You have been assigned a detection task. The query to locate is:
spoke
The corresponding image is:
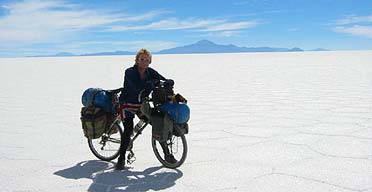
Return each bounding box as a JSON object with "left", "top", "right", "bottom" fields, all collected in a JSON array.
[{"left": 106, "top": 138, "right": 121, "bottom": 144}]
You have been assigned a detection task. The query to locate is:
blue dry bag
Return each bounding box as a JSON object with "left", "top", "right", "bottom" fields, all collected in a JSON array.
[
  {"left": 160, "top": 102, "right": 190, "bottom": 124},
  {"left": 82, "top": 88, "right": 115, "bottom": 113}
]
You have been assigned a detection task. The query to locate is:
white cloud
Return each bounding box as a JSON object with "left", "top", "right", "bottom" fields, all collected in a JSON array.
[
  {"left": 107, "top": 18, "right": 226, "bottom": 31},
  {"left": 333, "top": 25, "right": 372, "bottom": 38},
  {"left": 218, "top": 31, "right": 242, "bottom": 37},
  {"left": 335, "top": 15, "right": 372, "bottom": 25},
  {"left": 73, "top": 40, "right": 178, "bottom": 52},
  {"left": 120, "top": 11, "right": 166, "bottom": 22},
  {"left": 199, "top": 21, "right": 258, "bottom": 32},
  {"left": 0, "top": 0, "right": 260, "bottom": 54},
  {"left": 333, "top": 15, "right": 372, "bottom": 39},
  {"left": 108, "top": 18, "right": 259, "bottom": 37},
  {"left": 0, "top": 0, "right": 161, "bottom": 44},
  {"left": 197, "top": 30, "right": 242, "bottom": 38}
]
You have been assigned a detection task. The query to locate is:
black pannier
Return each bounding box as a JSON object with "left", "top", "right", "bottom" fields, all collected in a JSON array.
[
  {"left": 173, "top": 123, "right": 189, "bottom": 136},
  {"left": 151, "top": 111, "right": 173, "bottom": 142}
]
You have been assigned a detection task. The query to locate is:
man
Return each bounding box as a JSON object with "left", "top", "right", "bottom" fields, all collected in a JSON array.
[{"left": 116, "top": 48, "right": 176, "bottom": 170}]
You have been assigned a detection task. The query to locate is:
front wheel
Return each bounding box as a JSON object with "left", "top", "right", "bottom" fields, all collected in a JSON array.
[
  {"left": 88, "top": 120, "right": 123, "bottom": 161},
  {"left": 151, "top": 126, "right": 188, "bottom": 168}
]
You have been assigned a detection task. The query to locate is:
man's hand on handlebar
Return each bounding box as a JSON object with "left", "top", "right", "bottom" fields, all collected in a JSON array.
[
  {"left": 164, "top": 79, "right": 174, "bottom": 88},
  {"left": 147, "top": 79, "right": 174, "bottom": 89}
]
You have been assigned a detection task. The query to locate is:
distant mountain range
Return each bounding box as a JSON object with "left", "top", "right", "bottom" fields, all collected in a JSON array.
[
  {"left": 308, "top": 48, "right": 330, "bottom": 51},
  {"left": 29, "top": 40, "right": 329, "bottom": 57},
  {"left": 157, "top": 40, "right": 304, "bottom": 54}
]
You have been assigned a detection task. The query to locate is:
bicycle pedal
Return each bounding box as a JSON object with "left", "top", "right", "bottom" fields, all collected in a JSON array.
[
  {"left": 126, "top": 151, "right": 136, "bottom": 165},
  {"left": 127, "top": 158, "right": 136, "bottom": 165}
]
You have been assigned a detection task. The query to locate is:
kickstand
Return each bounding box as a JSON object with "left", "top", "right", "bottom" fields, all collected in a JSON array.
[{"left": 126, "top": 150, "right": 136, "bottom": 165}]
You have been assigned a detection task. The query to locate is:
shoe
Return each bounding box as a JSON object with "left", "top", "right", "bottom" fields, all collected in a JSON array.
[
  {"left": 115, "top": 159, "right": 126, "bottom": 170},
  {"left": 165, "top": 154, "right": 177, "bottom": 164}
]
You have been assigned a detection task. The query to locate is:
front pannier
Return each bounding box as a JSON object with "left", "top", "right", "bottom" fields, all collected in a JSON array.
[
  {"left": 151, "top": 111, "right": 173, "bottom": 142},
  {"left": 173, "top": 123, "right": 189, "bottom": 136}
]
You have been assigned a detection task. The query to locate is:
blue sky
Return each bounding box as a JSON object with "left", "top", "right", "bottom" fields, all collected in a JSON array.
[{"left": 0, "top": 0, "right": 372, "bottom": 57}]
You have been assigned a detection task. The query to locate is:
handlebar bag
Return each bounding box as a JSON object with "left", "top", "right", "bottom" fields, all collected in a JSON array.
[{"left": 151, "top": 87, "right": 174, "bottom": 105}]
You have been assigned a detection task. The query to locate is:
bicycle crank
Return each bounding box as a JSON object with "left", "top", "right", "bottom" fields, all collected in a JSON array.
[{"left": 126, "top": 150, "right": 136, "bottom": 165}]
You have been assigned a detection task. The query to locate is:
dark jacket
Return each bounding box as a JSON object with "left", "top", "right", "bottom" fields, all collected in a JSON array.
[{"left": 120, "top": 65, "right": 165, "bottom": 104}]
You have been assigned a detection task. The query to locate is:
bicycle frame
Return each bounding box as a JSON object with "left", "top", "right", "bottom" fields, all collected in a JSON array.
[{"left": 105, "top": 118, "right": 122, "bottom": 144}]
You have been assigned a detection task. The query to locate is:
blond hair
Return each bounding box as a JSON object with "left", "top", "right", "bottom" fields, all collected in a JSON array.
[{"left": 135, "top": 48, "right": 152, "bottom": 65}]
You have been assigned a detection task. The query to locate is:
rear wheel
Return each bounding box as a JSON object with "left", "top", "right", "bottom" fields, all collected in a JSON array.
[
  {"left": 151, "top": 126, "right": 188, "bottom": 168},
  {"left": 88, "top": 120, "right": 122, "bottom": 161}
]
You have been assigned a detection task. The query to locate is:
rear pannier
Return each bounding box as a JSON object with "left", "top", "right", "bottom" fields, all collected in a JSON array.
[
  {"left": 80, "top": 106, "right": 114, "bottom": 139},
  {"left": 80, "top": 87, "right": 119, "bottom": 139}
]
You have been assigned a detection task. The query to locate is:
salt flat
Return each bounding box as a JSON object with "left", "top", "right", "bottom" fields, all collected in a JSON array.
[{"left": 0, "top": 51, "right": 372, "bottom": 192}]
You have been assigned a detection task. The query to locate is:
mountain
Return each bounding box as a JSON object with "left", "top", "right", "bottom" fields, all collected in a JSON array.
[
  {"left": 80, "top": 51, "right": 134, "bottom": 56},
  {"left": 55, "top": 52, "right": 76, "bottom": 56},
  {"left": 29, "top": 52, "right": 76, "bottom": 57},
  {"left": 156, "top": 40, "right": 304, "bottom": 54},
  {"left": 29, "top": 40, "right": 317, "bottom": 57},
  {"left": 309, "top": 48, "right": 330, "bottom": 51},
  {"left": 29, "top": 51, "right": 133, "bottom": 57}
]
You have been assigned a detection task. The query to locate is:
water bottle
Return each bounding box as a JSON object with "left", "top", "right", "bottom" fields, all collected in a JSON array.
[{"left": 134, "top": 119, "right": 145, "bottom": 133}]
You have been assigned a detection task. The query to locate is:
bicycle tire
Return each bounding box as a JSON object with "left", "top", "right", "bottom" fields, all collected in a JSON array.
[
  {"left": 151, "top": 126, "right": 188, "bottom": 168},
  {"left": 88, "top": 120, "right": 123, "bottom": 161}
]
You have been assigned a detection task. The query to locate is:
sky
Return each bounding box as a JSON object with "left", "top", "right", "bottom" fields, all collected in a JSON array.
[{"left": 0, "top": 0, "right": 372, "bottom": 57}]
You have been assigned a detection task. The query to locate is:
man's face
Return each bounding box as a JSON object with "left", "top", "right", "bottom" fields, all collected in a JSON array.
[{"left": 137, "top": 54, "right": 151, "bottom": 70}]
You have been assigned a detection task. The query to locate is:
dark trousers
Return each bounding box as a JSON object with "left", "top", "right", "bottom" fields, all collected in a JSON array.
[{"left": 118, "top": 116, "right": 134, "bottom": 162}]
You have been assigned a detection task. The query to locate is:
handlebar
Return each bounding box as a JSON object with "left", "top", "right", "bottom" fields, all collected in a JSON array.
[
  {"left": 138, "top": 79, "right": 174, "bottom": 103},
  {"left": 106, "top": 87, "right": 123, "bottom": 94},
  {"left": 105, "top": 79, "right": 175, "bottom": 104},
  {"left": 154, "top": 79, "right": 174, "bottom": 88}
]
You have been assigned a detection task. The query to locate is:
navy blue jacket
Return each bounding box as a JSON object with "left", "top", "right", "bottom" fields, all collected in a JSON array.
[{"left": 120, "top": 65, "right": 165, "bottom": 104}]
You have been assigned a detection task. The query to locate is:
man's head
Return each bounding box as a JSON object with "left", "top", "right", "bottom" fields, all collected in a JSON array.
[{"left": 135, "top": 48, "right": 152, "bottom": 65}]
